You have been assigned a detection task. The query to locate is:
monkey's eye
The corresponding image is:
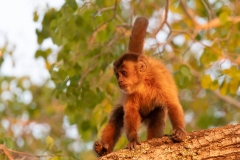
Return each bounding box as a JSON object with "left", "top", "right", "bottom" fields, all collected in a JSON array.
[
  {"left": 121, "top": 71, "right": 127, "bottom": 76},
  {"left": 115, "top": 73, "right": 119, "bottom": 78}
]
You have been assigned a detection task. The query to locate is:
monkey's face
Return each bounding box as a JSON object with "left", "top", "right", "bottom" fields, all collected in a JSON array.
[
  {"left": 113, "top": 54, "right": 148, "bottom": 94},
  {"left": 114, "top": 61, "right": 140, "bottom": 94}
]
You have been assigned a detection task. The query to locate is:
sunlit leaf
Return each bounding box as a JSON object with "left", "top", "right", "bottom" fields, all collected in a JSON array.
[
  {"left": 33, "top": 11, "right": 39, "bottom": 22},
  {"left": 229, "top": 79, "right": 239, "bottom": 95},
  {"left": 200, "top": 48, "right": 218, "bottom": 66},
  {"left": 201, "top": 75, "right": 212, "bottom": 89},
  {"left": 46, "top": 136, "right": 55, "bottom": 150},
  {"left": 0, "top": 138, "right": 14, "bottom": 149},
  {"left": 210, "top": 80, "right": 219, "bottom": 90},
  {"left": 48, "top": 156, "right": 60, "bottom": 160},
  {"left": 219, "top": 12, "right": 229, "bottom": 25},
  {"left": 106, "top": 83, "right": 115, "bottom": 95},
  {"left": 45, "top": 61, "right": 51, "bottom": 70},
  {"left": 223, "top": 66, "right": 238, "bottom": 78},
  {"left": 179, "top": 65, "right": 190, "bottom": 76},
  {"left": 220, "top": 80, "right": 228, "bottom": 95}
]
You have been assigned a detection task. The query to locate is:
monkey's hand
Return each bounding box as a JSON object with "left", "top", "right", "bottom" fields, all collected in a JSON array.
[
  {"left": 126, "top": 139, "right": 141, "bottom": 150},
  {"left": 172, "top": 128, "right": 187, "bottom": 142},
  {"left": 93, "top": 141, "right": 110, "bottom": 157}
]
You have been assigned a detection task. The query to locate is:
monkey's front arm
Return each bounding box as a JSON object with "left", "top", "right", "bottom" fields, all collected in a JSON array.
[{"left": 124, "top": 103, "right": 141, "bottom": 150}]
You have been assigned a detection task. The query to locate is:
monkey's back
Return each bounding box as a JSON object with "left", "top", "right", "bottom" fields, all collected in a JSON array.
[{"left": 142, "top": 56, "right": 180, "bottom": 107}]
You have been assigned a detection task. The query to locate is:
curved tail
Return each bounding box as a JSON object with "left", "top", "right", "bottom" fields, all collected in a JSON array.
[{"left": 128, "top": 17, "right": 149, "bottom": 54}]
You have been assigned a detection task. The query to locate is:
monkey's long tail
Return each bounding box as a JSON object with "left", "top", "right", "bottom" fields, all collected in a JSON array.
[{"left": 128, "top": 17, "right": 149, "bottom": 54}]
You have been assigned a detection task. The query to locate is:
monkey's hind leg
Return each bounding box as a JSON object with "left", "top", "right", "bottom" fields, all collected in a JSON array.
[
  {"left": 144, "top": 107, "right": 167, "bottom": 140},
  {"left": 93, "top": 105, "right": 124, "bottom": 157}
]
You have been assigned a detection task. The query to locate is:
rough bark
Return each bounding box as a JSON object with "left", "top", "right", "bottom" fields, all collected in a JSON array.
[{"left": 99, "top": 124, "right": 240, "bottom": 160}]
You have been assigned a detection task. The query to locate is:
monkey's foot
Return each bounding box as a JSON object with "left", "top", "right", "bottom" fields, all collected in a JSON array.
[
  {"left": 93, "top": 141, "right": 110, "bottom": 157},
  {"left": 125, "top": 139, "right": 141, "bottom": 150},
  {"left": 172, "top": 128, "right": 187, "bottom": 142}
]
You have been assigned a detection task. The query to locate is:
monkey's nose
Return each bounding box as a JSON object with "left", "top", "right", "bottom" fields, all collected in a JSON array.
[{"left": 118, "top": 80, "right": 123, "bottom": 84}]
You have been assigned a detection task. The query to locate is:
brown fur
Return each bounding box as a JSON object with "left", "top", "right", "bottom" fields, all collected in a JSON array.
[
  {"left": 93, "top": 17, "right": 187, "bottom": 157},
  {"left": 128, "top": 17, "right": 148, "bottom": 54}
]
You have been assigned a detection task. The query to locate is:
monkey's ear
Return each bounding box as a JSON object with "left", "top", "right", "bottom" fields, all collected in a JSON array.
[{"left": 137, "top": 57, "right": 148, "bottom": 72}]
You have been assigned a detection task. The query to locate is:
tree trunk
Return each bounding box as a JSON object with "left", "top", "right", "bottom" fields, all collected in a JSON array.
[{"left": 99, "top": 124, "right": 240, "bottom": 160}]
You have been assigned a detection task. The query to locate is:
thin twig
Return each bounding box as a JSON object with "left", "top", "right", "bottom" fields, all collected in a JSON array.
[
  {"left": 78, "top": 33, "right": 123, "bottom": 88},
  {"left": 88, "top": 0, "right": 118, "bottom": 48},
  {"left": 200, "top": 0, "right": 212, "bottom": 21},
  {"left": 211, "top": 30, "right": 232, "bottom": 45},
  {"left": 153, "top": 0, "right": 169, "bottom": 37},
  {"left": 179, "top": 0, "right": 198, "bottom": 27},
  {"left": 0, "top": 145, "right": 13, "bottom": 160},
  {"left": 0, "top": 145, "right": 66, "bottom": 159}
]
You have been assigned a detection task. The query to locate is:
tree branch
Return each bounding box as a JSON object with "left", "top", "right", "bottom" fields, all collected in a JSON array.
[
  {"left": 196, "top": 16, "right": 240, "bottom": 30},
  {"left": 88, "top": 0, "right": 118, "bottom": 48},
  {"left": 153, "top": 0, "right": 169, "bottom": 37},
  {"left": 179, "top": 0, "right": 198, "bottom": 27},
  {"left": 99, "top": 124, "right": 240, "bottom": 159},
  {"left": 213, "top": 90, "right": 240, "bottom": 109},
  {"left": 0, "top": 145, "right": 65, "bottom": 160}
]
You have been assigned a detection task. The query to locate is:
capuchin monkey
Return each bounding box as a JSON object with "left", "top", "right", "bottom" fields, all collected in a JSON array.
[{"left": 93, "top": 17, "right": 187, "bottom": 157}]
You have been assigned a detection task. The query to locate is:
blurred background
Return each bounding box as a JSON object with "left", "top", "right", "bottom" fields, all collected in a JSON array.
[{"left": 0, "top": 0, "right": 240, "bottom": 159}]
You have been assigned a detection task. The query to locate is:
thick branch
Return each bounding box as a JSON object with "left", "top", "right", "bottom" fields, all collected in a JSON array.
[
  {"left": 213, "top": 90, "right": 240, "bottom": 109},
  {"left": 99, "top": 124, "right": 240, "bottom": 159},
  {"left": 196, "top": 16, "right": 240, "bottom": 30}
]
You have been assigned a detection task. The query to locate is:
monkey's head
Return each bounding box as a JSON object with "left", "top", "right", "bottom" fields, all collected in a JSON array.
[{"left": 113, "top": 53, "right": 148, "bottom": 94}]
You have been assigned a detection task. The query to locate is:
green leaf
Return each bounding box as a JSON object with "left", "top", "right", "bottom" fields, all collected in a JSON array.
[
  {"left": 195, "top": 33, "right": 202, "bottom": 41},
  {"left": 48, "top": 156, "right": 60, "bottom": 160},
  {"left": 33, "top": 11, "right": 39, "bottom": 22},
  {"left": 179, "top": 65, "right": 190, "bottom": 76},
  {"left": 50, "top": 19, "right": 58, "bottom": 30},
  {"left": 200, "top": 48, "right": 218, "bottom": 66},
  {"left": 66, "top": 0, "right": 78, "bottom": 10},
  {"left": 81, "top": 120, "right": 91, "bottom": 131},
  {"left": 210, "top": 80, "right": 219, "bottom": 90},
  {"left": 35, "top": 49, "right": 52, "bottom": 59},
  {"left": 222, "top": 66, "right": 238, "bottom": 78},
  {"left": 106, "top": 83, "right": 115, "bottom": 95},
  {"left": 46, "top": 136, "right": 55, "bottom": 150},
  {"left": 219, "top": 12, "right": 229, "bottom": 25},
  {"left": 201, "top": 75, "right": 212, "bottom": 89},
  {"left": 197, "top": 114, "right": 214, "bottom": 129},
  {"left": 0, "top": 138, "right": 14, "bottom": 149},
  {"left": 174, "top": 72, "right": 190, "bottom": 89}
]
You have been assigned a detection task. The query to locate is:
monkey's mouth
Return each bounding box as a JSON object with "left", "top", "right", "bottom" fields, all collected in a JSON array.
[{"left": 118, "top": 84, "right": 128, "bottom": 90}]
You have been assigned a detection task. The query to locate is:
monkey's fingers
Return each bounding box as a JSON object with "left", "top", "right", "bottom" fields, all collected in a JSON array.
[
  {"left": 93, "top": 141, "right": 109, "bottom": 157},
  {"left": 126, "top": 140, "right": 141, "bottom": 150},
  {"left": 172, "top": 128, "right": 187, "bottom": 142},
  {"left": 94, "top": 141, "right": 102, "bottom": 152}
]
